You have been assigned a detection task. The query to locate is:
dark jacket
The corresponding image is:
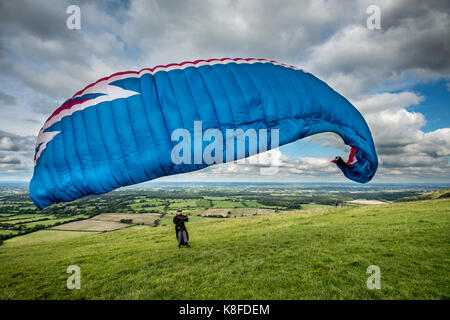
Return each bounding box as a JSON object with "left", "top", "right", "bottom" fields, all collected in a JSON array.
[
  {"left": 173, "top": 214, "right": 189, "bottom": 244},
  {"left": 173, "top": 214, "right": 188, "bottom": 231}
]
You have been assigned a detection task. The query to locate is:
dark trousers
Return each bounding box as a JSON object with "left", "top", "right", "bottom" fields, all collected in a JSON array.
[{"left": 177, "top": 230, "right": 188, "bottom": 246}]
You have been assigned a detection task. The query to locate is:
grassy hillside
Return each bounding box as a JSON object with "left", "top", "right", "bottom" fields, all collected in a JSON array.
[
  {"left": 396, "top": 188, "right": 450, "bottom": 202},
  {"left": 0, "top": 199, "right": 448, "bottom": 299}
]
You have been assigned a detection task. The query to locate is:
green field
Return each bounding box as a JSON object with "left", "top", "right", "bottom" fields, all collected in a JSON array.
[
  {"left": 15, "top": 215, "right": 90, "bottom": 228},
  {"left": 0, "top": 230, "right": 19, "bottom": 236},
  {"left": 6, "top": 217, "right": 53, "bottom": 225},
  {"left": 0, "top": 199, "right": 448, "bottom": 299},
  {"left": 1, "top": 214, "right": 47, "bottom": 221},
  {"left": 212, "top": 200, "right": 246, "bottom": 208}
]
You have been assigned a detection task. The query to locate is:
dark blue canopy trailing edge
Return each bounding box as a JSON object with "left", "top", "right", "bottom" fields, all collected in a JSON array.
[{"left": 30, "top": 58, "right": 378, "bottom": 209}]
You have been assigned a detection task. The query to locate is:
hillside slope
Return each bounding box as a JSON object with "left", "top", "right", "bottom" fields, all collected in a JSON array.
[
  {"left": 396, "top": 188, "right": 450, "bottom": 202},
  {"left": 0, "top": 199, "right": 448, "bottom": 299}
]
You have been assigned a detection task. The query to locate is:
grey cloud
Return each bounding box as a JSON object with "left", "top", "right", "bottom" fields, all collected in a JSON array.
[
  {"left": 0, "top": 155, "right": 21, "bottom": 165},
  {"left": 1, "top": 0, "right": 131, "bottom": 99},
  {"left": 302, "top": 1, "right": 450, "bottom": 99},
  {"left": 381, "top": 0, "right": 450, "bottom": 31},
  {"left": 374, "top": 145, "right": 409, "bottom": 156},
  {"left": 24, "top": 118, "right": 41, "bottom": 124},
  {"left": 0, "top": 130, "right": 35, "bottom": 175},
  {"left": 0, "top": 0, "right": 73, "bottom": 40},
  {"left": 353, "top": 92, "right": 423, "bottom": 114},
  {"left": 0, "top": 0, "right": 448, "bottom": 181},
  {"left": 0, "top": 130, "right": 35, "bottom": 152},
  {"left": 123, "top": 0, "right": 355, "bottom": 65},
  {"left": 3, "top": 0, "right": 449, "bottom": 98},
  {"left": 380, "top": 155, "right": 448, "bottom": 169},
  {"left": 32, "top": 96, "right": 63, "bottom": 115},
  {"left": 0, "top": 89, "right": 16, "bottom": 105},
  {"left": 0, "top": 154, "right": 33, "bottom": 173}
]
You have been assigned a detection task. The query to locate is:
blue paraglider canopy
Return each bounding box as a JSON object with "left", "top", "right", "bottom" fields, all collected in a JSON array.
[{"left": 30, "top": 58, "right": 378, "bottom": 209}]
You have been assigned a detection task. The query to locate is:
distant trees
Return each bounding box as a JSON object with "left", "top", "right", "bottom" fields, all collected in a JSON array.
[
  {"left": 252, "top": 197, "right": 303, "bottom": 209},
  {"left": 204, "top": 214, "right": 228, "bottom": 218}
]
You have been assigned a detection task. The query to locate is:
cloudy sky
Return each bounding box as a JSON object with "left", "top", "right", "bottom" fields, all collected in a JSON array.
[{"left": 0, "top": 0, "right": 449, "bottom": 183}]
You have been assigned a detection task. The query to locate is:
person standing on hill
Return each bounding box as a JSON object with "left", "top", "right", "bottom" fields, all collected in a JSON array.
[{"left": 173, "top": 208, "right": 190, "bottom": 248}]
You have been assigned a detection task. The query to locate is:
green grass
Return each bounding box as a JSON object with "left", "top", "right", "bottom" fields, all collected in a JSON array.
[
  {"left": 212, "top": 200, "right": 245, "bottom": 208},
  {"left": 168, "top": 199, "right": 201, "bottom": 208},
  {"left": 0, "top": 230, "right": 20, "bottom": 236},
  {"left": 195, "top": 199, "right": 211, "bottom": 208},
  {"left": 159, "top": 213, "right": 213, "bottom": 226},
  {"left": 301, "top": 204, "right": 331, "bottom": 210},
  {"left": 229, "top": 207, "right": 275, "bottom": 217},
  {"left": 15, "top": 215, "right": 89, "bottom": 228},
  {"left": 3, "top": 214, "right": 46, "bottom": 220},
  {"left": 0, "top": 199, "right": 448, "bottom": 299},
  {"left": 242, "top": 200, "right": 276, "bottom": 208},
  {"left": 396, "top": 188, "right": 450, "bottom": 202},
  {"left": 5, "top": 215, "right": 56, "bottom": 225},
  {"left": 128, "top": 199, "right": 167, "bottom": 211}
]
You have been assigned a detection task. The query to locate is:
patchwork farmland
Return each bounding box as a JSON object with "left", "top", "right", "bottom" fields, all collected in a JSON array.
[
  {"left": 1, "top": 182, "right": 447, "bottom": 242},
  {"left": 51, "top": 213, "right": 161, "bottom": 232},
  {"left": 201, "top": 207, "right": 276, "bottom": 217}
]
